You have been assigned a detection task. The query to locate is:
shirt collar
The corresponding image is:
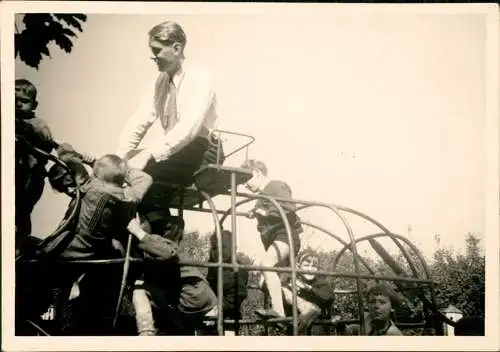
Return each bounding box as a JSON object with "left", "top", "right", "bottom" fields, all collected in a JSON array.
[{"left": 171, "top": 59, "right": 187, "bottom": 88}]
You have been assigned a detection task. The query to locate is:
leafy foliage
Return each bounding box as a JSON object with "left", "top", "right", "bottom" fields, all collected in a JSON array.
[
  {"left": 15, "top": 13, "right": 87, "bottom": 69},
  {"left": 431, "top": 233, "right": 485, "bottom": 318}
]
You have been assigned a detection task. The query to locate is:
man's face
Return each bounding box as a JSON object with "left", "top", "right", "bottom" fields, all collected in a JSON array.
[
  {"left": 368, "top": 294, "right": 392, "bottom": 322},
  {"left": 245, "top": 170, "right": 263, "bottom": 193},
  {"left": 15, "top": 87, "right": 35, "bottom": 115},
  {"left": 299, "top": 256, "right": 319, "bottom": 281},
  {"left": 149, "top": 39, "right": 182, "bottom": 73}
]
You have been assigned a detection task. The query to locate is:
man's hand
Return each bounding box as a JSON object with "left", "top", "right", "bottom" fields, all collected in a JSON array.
[{"left": 127, "top": 149, "right": 152, "bottom": 170}]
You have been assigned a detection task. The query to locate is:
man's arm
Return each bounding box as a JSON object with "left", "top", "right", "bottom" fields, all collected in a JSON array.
[
  {"left": 116, "top": 82, "right": 157, "bottom": 160},
  {"left": 147, "top": 71, "right": 216, "bottom": 162}
]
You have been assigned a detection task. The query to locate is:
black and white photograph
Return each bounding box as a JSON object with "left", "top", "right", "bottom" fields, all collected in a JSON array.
[{"left": 2, "top": 1, "right": 499, "bottom": 351}]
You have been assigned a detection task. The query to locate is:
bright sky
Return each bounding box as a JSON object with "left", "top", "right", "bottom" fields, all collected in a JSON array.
[{"left": 14, "top": 9, "right": 489, "bottom": 262}]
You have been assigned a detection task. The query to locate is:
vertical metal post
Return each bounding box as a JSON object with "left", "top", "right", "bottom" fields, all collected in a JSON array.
[
  {"left": 178, "top": 189, "right": 185, "bottom": 218},
  {"left": 230, "top": 171, "right": 240, "bottom": 335}
]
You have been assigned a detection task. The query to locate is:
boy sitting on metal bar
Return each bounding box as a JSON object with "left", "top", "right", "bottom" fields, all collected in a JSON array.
[{"left": 281, "top": 249, "right": 335, "bottom": 335}]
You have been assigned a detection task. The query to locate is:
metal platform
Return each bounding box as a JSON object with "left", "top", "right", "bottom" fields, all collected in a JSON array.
[{"left": 166, "top": 164, "right": 253, "bottom": 208}]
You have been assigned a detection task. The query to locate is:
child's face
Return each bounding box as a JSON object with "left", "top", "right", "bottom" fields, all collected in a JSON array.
[
  {"left": 15, "top": 88, "right": 35, "bottom": 114},
  {"left": 368, "top": 294, "right": 392, "bottom": 322},
  {"left": 245, "top": 169, "right": 263, "bottom": 193},
  {"left": 299, "top": 256, "right": 319, "bottom": 281}
]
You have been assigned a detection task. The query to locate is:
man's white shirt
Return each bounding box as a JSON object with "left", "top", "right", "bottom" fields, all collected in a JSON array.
[{"left": 116, "top": 59, "right": 218, "bottom": 162}]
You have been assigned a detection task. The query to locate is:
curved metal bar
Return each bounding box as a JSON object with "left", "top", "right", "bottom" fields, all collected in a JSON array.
[
  {"left": 300, "top": 220, "right": 376, "bottom": 275},
  {"left": 334, "top": 233, "right": 432, "bottom": 280},
  {"left": 198, "top": 190, "right": 225, "bottom": 336},
  {"left": 15, "top": 139, "right": 82, "bottom": 262},
  {"left": 257, "top": 194, "right": 299, "bottom": 336},
  {"left": 287, "top": 202, "right": 367, "bottom": 334},
  {"left": 113, "top": 233, "right": 133, "bottom": 328},
  {"left": 219, "top": 197, "right": 255, "bottom": 227},
  {"left": 316, "top": 205, "right": 367, "bottom": 335},
  {"left": 295, "top": 204, "right": 421, "bottom": 280},
  {"left": 332, "top": 232, "right": 452, "bottom": 331}
]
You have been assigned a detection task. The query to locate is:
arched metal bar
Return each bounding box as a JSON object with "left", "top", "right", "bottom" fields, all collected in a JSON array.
[
  {"left": 332, "top": 232, "right": 452, "bottom": 330},
  {"left": 112, "top": 233, "right": 133, "bottom": 328},
  {"left": 279, "top": 202, "right": 367, "bottom": 335},
  {"left": 198, "top": 189, "right": 225, "bottom": 336},
  {"left": 219, "top": 197, "right": 255, "bottom": 227},
  {"left": 215, "top": 193, "right": 300, "bottom": 334},
  {"left": 15, "top": 139, "right": 82, "bottom": 262},
  {"left": 295, "top": 204, "right": 421, "bottom": 280},
  {"left": 334, "top": 232, "right": 432, "bottom": 280},
  {"left": 256, "top": 194, "right": 299, "bottom": 336},
  {"left": 300, "top": 220, "right": 376, "bottom": 275}
]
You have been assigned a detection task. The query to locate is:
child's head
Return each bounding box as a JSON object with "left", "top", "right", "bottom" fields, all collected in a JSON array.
[
  {"left": 366, "top": 283, "right": 400, "bottom": 323},
  {"left": 297, "top": 249, "right": 320, "bottom": 281},
  {"left": 241, "top": 159, "right": 268, "bottom": 193},
  {"left": 93, "top": 154, "right": 127, "bottom": 186},
  {"left": 15, "top": 79, "right": 38, "bottom": 117},
  {"left": 48, "top": 164, "right": 76, "bottom": 196}
]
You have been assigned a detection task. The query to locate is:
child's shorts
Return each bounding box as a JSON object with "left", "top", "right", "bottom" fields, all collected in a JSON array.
[{"left": 261, "top": 228, "right": 301, "bottom": 258}]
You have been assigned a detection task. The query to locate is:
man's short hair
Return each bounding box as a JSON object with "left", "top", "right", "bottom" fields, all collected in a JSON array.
[
  {"left": 241, "top": 159, "right": 268, "bottom": 176},
  {"left": 366, "top": 283, "right": 401, "bottom": 308},
  {"left": 148, "top": 21, "right": 187, "bottom": 48},
  {"left": 15, "top": 79, "right": 37, "bottom": 101}
]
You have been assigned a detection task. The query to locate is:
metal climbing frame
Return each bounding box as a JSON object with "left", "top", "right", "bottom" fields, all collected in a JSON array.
[{"left": 14, "top": 130, "right": 448, "bottom": 336}]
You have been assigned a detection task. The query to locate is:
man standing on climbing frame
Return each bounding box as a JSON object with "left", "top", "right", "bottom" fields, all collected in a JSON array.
[{"left": 116, "top": 20, "right": 219, "bottom": 231}]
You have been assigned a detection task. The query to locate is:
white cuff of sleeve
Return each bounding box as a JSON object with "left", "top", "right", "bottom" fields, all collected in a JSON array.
[{"left": 149, "top": 144, "right": 171, "bottom": 162}]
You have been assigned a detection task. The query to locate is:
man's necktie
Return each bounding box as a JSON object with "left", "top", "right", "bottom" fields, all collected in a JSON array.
[
  {"left": 154, "top": 73, "right": 177, "bottom": 131},
  {"left": 164, "top": 80, "right": 178, "bottom": 131}
]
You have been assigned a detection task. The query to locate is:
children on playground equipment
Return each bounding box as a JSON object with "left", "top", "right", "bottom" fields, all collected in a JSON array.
[{"left": 14, "top": 83, "right": 411, "bottom": 335}]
